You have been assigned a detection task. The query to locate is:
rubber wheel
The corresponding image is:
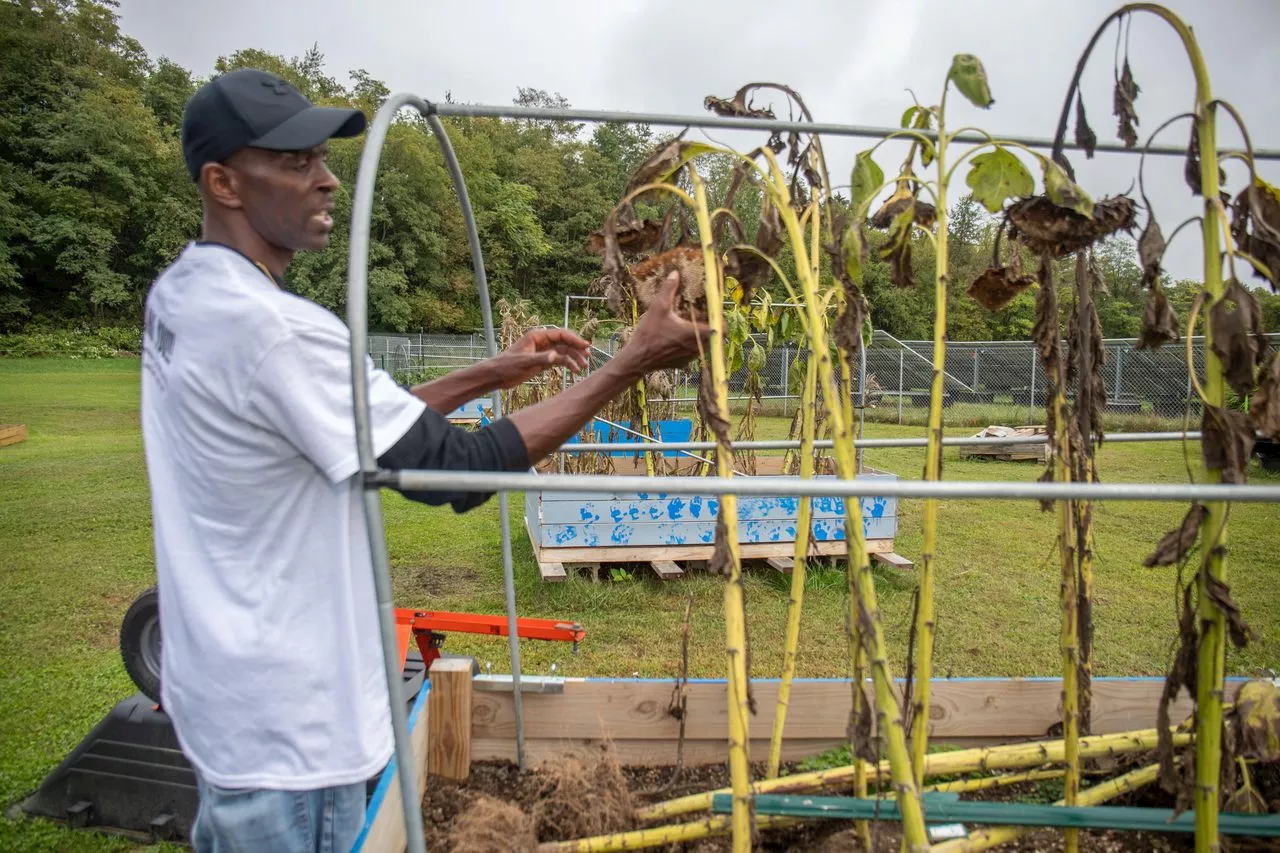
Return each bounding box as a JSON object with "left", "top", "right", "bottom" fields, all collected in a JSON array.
[{"left": 120, "top": 585, "right": 163, "bottom": 704}]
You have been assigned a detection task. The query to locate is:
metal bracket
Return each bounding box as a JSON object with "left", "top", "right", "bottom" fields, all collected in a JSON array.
[{"left": 473, "top": 674, "right": 564, "bottom": 694}]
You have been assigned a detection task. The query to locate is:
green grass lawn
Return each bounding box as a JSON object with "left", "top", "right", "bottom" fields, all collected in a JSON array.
[{"left": 1, "top": 357, "right": 1277, "bottom": 851}]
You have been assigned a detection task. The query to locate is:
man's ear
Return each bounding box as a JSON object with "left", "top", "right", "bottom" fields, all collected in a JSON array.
[{"left": 200, "top": 162, "right": 243, "bottom": 210}]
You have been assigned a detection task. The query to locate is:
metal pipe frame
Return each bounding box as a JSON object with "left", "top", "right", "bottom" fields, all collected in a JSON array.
[
  {"left": 427, "top": 102, "right": 1280, "bottom": 161},
  {"left": 380, "top": 469, "right": 1280, "bottom": 504},
  {"left": 348, "top": 91, "right": 1280, "bottom": 853},
  {"left": 347, "top": 93, "right": 429, "bottom": 853},
  {"left": 553, "top": 430, "right": 1208, "bottom": 453}
]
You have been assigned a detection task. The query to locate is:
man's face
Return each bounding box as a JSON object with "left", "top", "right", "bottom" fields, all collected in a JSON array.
[{"left": 220, "top": 144, "right": 339, "bottom": 251}]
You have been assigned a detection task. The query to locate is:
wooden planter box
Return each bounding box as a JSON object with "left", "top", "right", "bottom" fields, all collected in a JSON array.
[{"left": 349, "top": 667, "right": 1247, "bottom": 852}]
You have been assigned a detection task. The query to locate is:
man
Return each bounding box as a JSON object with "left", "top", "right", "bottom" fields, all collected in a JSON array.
[{"left": 140, "top": 68, "right": 706, "bottom": 853}]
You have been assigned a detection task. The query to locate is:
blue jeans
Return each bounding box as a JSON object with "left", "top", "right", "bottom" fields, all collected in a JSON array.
[{"left": 191, "top": 774, "right": 367, "bottom": 853}]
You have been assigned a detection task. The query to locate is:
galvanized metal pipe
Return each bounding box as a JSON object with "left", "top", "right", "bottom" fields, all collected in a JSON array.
[
  {"left": 347, "top": 92, "right": 430, "bottom": 853},
  {"left": 553, "top": 430, "right": 1207, "bottom": 453},
  {"left": 381, "top": 469, "right": 1280, "bottom": 504},
  {"left": 425, "top": 112, "right": 527, "bottom": 771},
  {"left": 427, "top": 102, "right": 1280, "bottom": 161}
]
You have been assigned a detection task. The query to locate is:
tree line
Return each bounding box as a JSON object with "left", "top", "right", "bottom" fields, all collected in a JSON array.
[{"left": 2, "top": 0, "right": 1276, "bottom": 341}]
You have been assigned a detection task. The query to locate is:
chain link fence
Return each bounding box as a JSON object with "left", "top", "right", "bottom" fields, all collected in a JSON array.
[{"left": 368, "top": 328, "right": 1280, "bottom": 429}]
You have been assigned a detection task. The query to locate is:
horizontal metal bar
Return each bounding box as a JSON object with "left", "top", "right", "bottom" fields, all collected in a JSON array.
[
  {"left": 378, "top": 469, "right": 1280, "bottom": 503},
  {"left": 429, "top": 102, "right": 1280, "bottom": 161},
  {"left": 556, "top": 431, "right": 1203, "bottom": 454}
]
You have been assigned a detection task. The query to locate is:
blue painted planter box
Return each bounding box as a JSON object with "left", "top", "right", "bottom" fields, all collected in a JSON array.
[
  {"left": 562, "top": 419, "right": 693, "bottom": 457},
  {"left": 447, "top": 397, "right": 492, "bottom": 422},
  {"left": 525, "top": 470, "right": 899, "bottom": 556}
]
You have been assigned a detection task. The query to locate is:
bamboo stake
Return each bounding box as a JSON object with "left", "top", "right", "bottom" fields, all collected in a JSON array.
[
  {"left": 691, "top": 172, "right": 752, "bottom": 853},
  {"left": 839, "top": 349, "right": 873, "bottom": 852},
  {"left": 1186, "top": 32, "right": 1228, "bottom": 853},
  {"left": 912, "top": 80, "right": 950, "bottom": 792},
  {"left": 1045, "top": 271, "right": 1082, "bottom": 853},
  {"left": 929, "top": 762, "right": 1162, "bottom": 853},
  {"left": 925, "top": 768, "right": 1065, "bottom": 795},
  {"left": 1074, "top": 253, "right": 1097, "bottom": 738},
  {"left": 760, "top": 145, "right": 928, "bottom": 852},
  {"left": 636, "top": 726, "right": 1190, "bottom": 823},
  {"left": 630, "top": 296, "right": 656, "bottom": 478},
  {"left": 536, "top": 815, "right": 797, "bottom": 853},
  {"left": 767, "top": 349, "right": 817, "bottom": 779},
  {"left": 767, "top": 189, "right": 826, "bottom": 779}
]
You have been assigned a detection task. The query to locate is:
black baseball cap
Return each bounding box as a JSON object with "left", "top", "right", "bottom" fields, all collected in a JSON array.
[{"left": 181, "top": 68, "right": 367, "bottom": 181}]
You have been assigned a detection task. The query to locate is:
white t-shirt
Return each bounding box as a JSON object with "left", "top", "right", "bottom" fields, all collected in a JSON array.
[{"left": 139, "top": 242, "right": 426, "bottom": 790}]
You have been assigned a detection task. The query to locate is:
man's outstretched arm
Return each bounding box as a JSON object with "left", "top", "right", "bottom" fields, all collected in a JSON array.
[
  {"left": 377, "top": 271, "right": 708, "bottom": 510},
  {"left": 406, "top": 328, "right": 591, "bottom": 416}
]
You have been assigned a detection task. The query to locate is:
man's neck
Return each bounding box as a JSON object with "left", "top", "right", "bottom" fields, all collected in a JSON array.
[{"left": 200, "top": 218, "right": 293, "bottom": 281}]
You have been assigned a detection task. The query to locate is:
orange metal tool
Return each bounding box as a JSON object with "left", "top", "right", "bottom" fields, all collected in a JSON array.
[{"left": 393, "top": 609, "right": 585, "bottom": 672}]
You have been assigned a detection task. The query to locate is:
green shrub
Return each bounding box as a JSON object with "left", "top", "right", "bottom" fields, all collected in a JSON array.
[
  {"left": 392, "top": 365, "right": 454, "bottom": 386},
  {"left": 0, "top": 326, "right": 142, "bottom": 358}
]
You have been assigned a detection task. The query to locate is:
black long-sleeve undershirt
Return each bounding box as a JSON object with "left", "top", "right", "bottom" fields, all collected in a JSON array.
[{"left": 376, "top": 407, "right": 530, "bottom": 513}]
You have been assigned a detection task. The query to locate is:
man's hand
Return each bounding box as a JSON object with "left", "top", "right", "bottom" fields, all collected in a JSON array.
[
  {"left": 616, "top": 271, "right": 712, "bottom": 376},
  {"left": 492, "top": 327, "right": 591, "bottom": 390}
]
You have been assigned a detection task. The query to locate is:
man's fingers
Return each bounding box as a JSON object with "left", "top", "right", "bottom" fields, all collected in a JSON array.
[
  {"left": 655, "top": 270, "right": 681, "bottom": 311},
  {"left": 536, "top": 327, "right": 590, "bottom": 350}
]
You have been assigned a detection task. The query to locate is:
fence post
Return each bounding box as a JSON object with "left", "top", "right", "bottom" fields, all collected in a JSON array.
[
  {"left": 1028, "top": 346, "right": 1036, "bottom": 425},
  {"left": 898, "top": 349, "right": 905, "bottom": 425},
  {"left": 857, "top": 342, "right": 867, "bottom": 473},
  {"left": 1114, "top": 345, "right": 1123, "bottom": 399},
  {"left": 782, "top": 344, "right": 790, "bottom": 418}
]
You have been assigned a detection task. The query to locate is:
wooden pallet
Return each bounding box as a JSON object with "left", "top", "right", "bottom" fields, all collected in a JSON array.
[
  {"left": 0, "top": 424, "right": 27, "bottom": 447},
  {"left": 958, "top": 425, "right": 1049, "bottom": 463},
  {"left": 528, "top": 530, "right": 895, "bottom": 568}
]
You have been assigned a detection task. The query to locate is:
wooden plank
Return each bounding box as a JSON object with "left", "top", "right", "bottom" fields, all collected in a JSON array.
[
  {"left": 473, "top": 736, "right": 1010, "bottom": 768},
  {"left": 427, "top": 658, "right": 474, "bottom": 781},
  {"left": 872, "top": 551, "right": 915, "bottom": 571},
  {"left": 538, "top": 561, "right": 567, "bottom": 582},
  {"left": 766, "top": 556, "right": 794, "bottom": 573},
  {"left": 0, "top": 424, "right": 27, "bottom": 447},
  {"left": 534, "top": 537, "right": 894, "bottom": 565},
  {"left": 354, "top": 689, "right": 429, "bottom": 853},
  {"left": 472, "top": 678, "right": 1198, "bottom": 743},
  {"left": 649, "top": 559, "right": 684, "bottom": 580}
]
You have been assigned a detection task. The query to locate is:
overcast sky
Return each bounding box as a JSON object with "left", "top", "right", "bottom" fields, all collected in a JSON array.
[{"left": 117, "top": 0, "right": 1279, "bottom": 284}]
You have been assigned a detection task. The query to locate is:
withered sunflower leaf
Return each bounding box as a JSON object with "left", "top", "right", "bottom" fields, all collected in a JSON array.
[
  {"left": 1137, "top": 286, "right": 1179, "bottom": 349},
  {"left": 1232, "top": 680, "right": 1280, "bottom": 762},
  {"left": 1209, "top": 278, "right": 1266, "bottom": 397},
  {"left": 1044, "top": 158, "right": 1094, "bottom": 219},
  {"left": 1250, "top": 351, "right": 1280, "bottom": 440},
  {"left": 1142, "top": 503, "right": 1207, "bottom": 567},
  {"left": 1074, "top": 91, "right": 1097, "bottom": 159},
  {"left": 966, "top": 146, "right": 1034, "bottom": 214},
  {"left": 967, "top": 266, "right": 1037, "bottom": 312},
  {"left": 1138, "top": 213, "right": 1166, "bottom": 289},
  {"left": 851, "top": 150, "right": 884, "bottom": 214},
  {"left": 626, "top": 140, "right": 717, "bottom": 202},
  {"left": 879, "top": 203, "right": 916, "bottom": 288},
  {"left": 1113, "top": 58, "right": 1141, "bottom": 149},
  {"left": 587, "top": 218, "right": 664, "bottom": 256},
  {"left": 948, "top": 54, "right": 994, "bottom": 109},
  {"left": 1202, "top": 406, "right": 1256, "bottom": 485},
  {"left": 842, "top": 219, "right": 866, "bottom": 284}
]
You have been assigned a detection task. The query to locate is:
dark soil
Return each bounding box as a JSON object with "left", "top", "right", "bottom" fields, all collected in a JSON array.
[{"left": 418, "top": 756, "right": 1260, "bottom": 852}]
